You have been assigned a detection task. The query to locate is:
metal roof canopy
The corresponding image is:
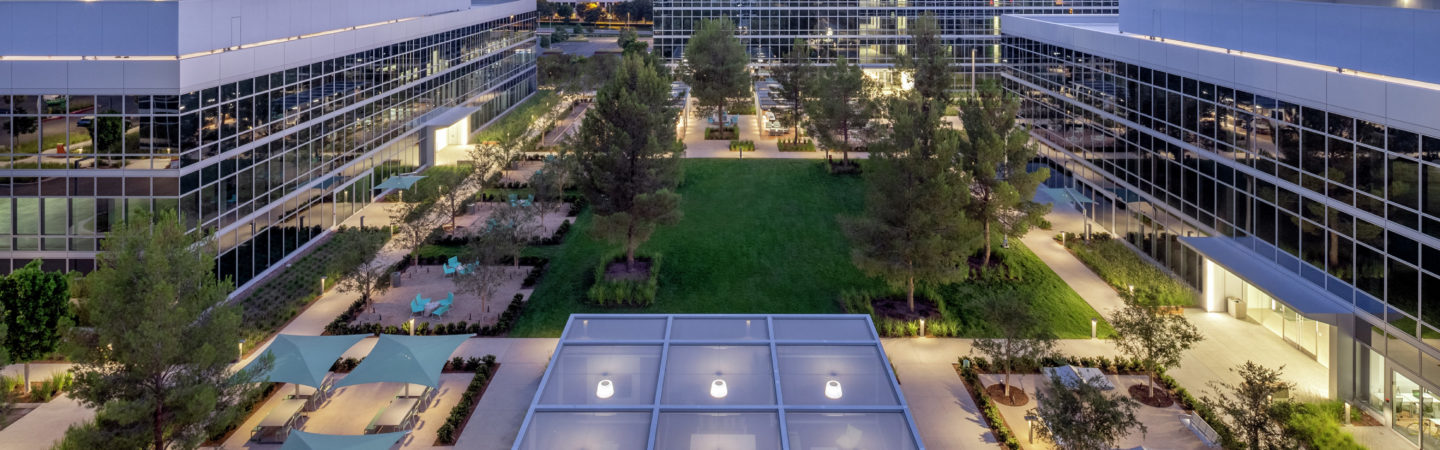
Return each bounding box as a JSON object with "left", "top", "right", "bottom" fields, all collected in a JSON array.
[
  {"left": 242, "top": 334, "right": 369, "bottom": 388},
  {"left": 374, "top": 175, "right": 426, "bottom": 191},
  {"left": 1179, "top": 236, "right": 1354, "bottom": 324},
  {"left": 278, "top": 430, "right": 407, "bottom": 450},
  {"left": 332, "top": 334, "right": 471, "bottom": 389},
  {"left": 512, "top": 314, "right": 924, "bottom": 450}
]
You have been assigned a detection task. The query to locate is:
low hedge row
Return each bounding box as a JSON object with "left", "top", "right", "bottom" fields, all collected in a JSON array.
[
  {"left": 839, "top": 288, "right": 966, "bottom": 337},
  {"left": 586, "top": 253, "right": 661, "bottom": 307},
  {"left": 728, "top": 140, "right": 755, "bottom": 152},
  {"left": 958, "top": 365, "right": 1021, "bottom": 449},
  {"left": 435, "top": 355, "right": 499, "bottom": 445},
  {"left": 778, "top": 139, "right": 815, "bottom": 152}
]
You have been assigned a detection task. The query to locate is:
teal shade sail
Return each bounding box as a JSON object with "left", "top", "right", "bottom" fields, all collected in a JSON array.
[
  {"left": 332, "top": 334, "right": 471, "bottom": 388},
  {"left": 278, "top": 430, "right": 407, "bottom": 450},
  {"left": 242, "top": 334, "right": 369, "bottom": 388}
]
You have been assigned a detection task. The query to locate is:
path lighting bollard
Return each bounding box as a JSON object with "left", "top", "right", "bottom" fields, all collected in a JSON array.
[
  {"left": 409, "top": 318, "right": 416, "bottom": 336},
  {"left": 1128, "top": 284, "right": 1135, "bottom": 295},
  {"left": 320, "top": 276, "right": 327, "bottom": 293},
  {"left": 1344, "top": 402, "right": 1351, "bottom": 425},
  {"left": 236, "top": 339, "right": 246, "bottom": 363},
  {"left": 1025, "top": 414, "right": 1038, "bottom": 443},
  {"left": 918, "top": 319, "right": 925, "bottom": 337},
  {"left": 1091, "top": 318, "right": 1098, "bottom": 339}
]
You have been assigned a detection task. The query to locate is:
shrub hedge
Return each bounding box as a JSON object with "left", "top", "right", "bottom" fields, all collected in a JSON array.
[
  {"left": 1059, "top": 232, "right": 1194, "bottom": 307},
  {"left": 586, "top": 253, "right": 661, "bottom": 307},
  {"left": 957, "top": 364, "right": 1021, "bottom": 449},
  {"left": 434, "top": 354, "right": 499, "bottom": 445},
  {"left": 1273, "top": 401, "right": 1366, "bottom": 450},
  {"left": 728, "top": 140, "right": 755, "bottom": 152},
  {"left": 778, "top": 139, "right": 816, "bottom": 152}
]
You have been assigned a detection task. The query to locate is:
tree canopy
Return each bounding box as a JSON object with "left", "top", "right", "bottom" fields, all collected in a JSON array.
[
  {"left": 682, "top": 18, "right": 751, "bottom": 127},
  {"left": 1204, "top": 361, "right": 1295, "bottom": 450},
  {"left": 770, "top": 39, "right": 812, "bottom": 144},
  {"left": 0, "top": 259, "right": 72, "bottom": 390},
  {"left": 1032, "top": 373, "right": 1147, "bottom": 450},
  {"left": 957, "top": 80, "right": 1051, "bottom": 266},
  {"left": 805, "top": 56, "right": 877, "bottom": 161},
  {"left": 64, "top": 210, "right": 266, "bottom": 450},
  {"left": 570, "top": 53, "right": 684, "bottom": 267},
  {"left": 971, "top": 291, "right": 1057, "bottom": 403},
  {"left": 1109, "top": 296, "right": 1204, "bottom": 397},
  {"left": 843, "top": 13, "right": 977, "bottom": 312}
]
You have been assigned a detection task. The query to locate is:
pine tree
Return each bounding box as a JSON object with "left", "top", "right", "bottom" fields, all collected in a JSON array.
[
  {"left": 957, "top": 80, "right": 1052, "bottom": 266},
  {"left": 805, "top": 57, "right": 877, "bottom": 161},
  {"left": 770, "top": 39, "right": 812, "bottom": 145},
  {"left": 570, "top": 53, "right": 684, "bottom": 268},
  {"left": 64, "top": 210, "right": 266, "bottom": 449},
  {"left": 842, "top": 13, "right": 977, "bottom": 312},
  {"left": 681, "top": 18, "right": 750, "bottom": 134}
]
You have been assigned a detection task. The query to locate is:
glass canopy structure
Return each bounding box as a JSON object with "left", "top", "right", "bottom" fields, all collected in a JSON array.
[{"left": 513, "top": 314, "right": 922, "bottom": 450}]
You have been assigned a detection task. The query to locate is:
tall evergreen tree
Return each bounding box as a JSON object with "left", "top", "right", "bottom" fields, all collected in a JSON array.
[
  {"left": 64, "top": 210, "right": 266, "bottom": 449},
  {"left": 896, "top": 14, "right": 951, "bottom": 110},
  {"left": 843, "top": 13, "right": 975, "bottom": 312},
  {"left": 681, "top": 18, "right": 751, "bottom": 131},
  {"left": 770, "top": 39, "right": 812, "bottom": 144},
  {"left": 0, "top": 259, "right": 72, "bottom": 393},
  {"left": 805, "top": 57, "right": 877, "bottom": 161},
  {"left": 570, "top": 53, "right": 684, "bottom": 268},
  {"left": 957, "top": 80, "right": 1052, "bottom": 266}
]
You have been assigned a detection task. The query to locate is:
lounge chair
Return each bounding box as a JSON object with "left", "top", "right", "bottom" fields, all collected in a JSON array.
[
  {"left": 431, "top": 304, "right": 451, "bottom": 318},
  {"left": 440, "top": 292, "right": 455, "bottom": 307},
  {"left": 410, "top": 296, "right": 427, "bottom": 315},
  {"left": 443, "top": 265, "right": 456, "bottom": 277},
  {"left": 447, "top": 256, "right": 460, "bottom": 267},
  {"left": 508, "top": 193, "right": 519, "bottom": 206}
]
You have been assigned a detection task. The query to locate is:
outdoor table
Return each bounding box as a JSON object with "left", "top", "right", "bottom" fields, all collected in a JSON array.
[
  {"left": 423, "top": 301, "right": 439, "bottom": 316},
  {"left": 252, "top": 398, "right": 307, "bottom": 443},
  {"left": 368, "top": 398, "right": 420, "bottom": 434}
]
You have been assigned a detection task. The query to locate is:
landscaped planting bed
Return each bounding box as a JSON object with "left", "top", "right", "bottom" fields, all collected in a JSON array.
[
  {"left": 434, "top": 355, "right": 499, "bottom": 445},
  {"left": 841, "top": 241, "right": 1113, "bottom": 339},
  {"left": 1059, "top": 232, "right": 1195, "bottom": 306},
  {"left": 235, "top": 227, "right": 389, "bottom": 352}
]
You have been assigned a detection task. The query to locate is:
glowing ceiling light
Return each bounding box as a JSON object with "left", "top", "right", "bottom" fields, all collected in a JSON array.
[
  {"left": 710, "top": 379, "right": 728, "bottom": 399},
  {"left": 825, "top": 380, "right": 844, "bottom": 400},
  {"left": 596, "top": 379, "right": 614, "bottom": 399}
]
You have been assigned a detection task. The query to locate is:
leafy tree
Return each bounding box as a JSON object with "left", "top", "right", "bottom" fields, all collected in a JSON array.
[
  {"left": 0, "top": 259, "right": 72, "bottom": 393},
  {"left": 580, "top": 4, "right": 603, "bottom": 23},
  {"left": 530, "top": 155, "right": 571, "bottom": 225},
  {"left": 431, "top": 169, "right": 476, "bottom": 229},
  {"left": 390, "top": 199, "right": 442, "bottom": 267},
  {"left": 681, "top": 18, "right": 750, "bottom": 130},
  {"left": 957, "top": 80, "right": 1052, "bottom": 266},
  {"left": 805, "top": 56, "right": 877, "bottom": 161},
  {"left": 613, "top": 0, "right": 653, "bottom": 22},
  {"left": 971, "top": 292, "right": 1057, "bottom": 403},
  {"left": 842, "top": 13, "right": 976, "bottom": 312},
  {"left": 64, "top": 210, "right": 267, "bottom": 450},
  {"left": 1204, "top": 361, "right": 1295, "bottom": 450},
  {"left": 1109, "top": 296, "right": 1204, "bottom": 398},
  {"left": 537, "top": 0, "right": 556, "bottom": 17},
  {"left": 1032, "top": 373, "right": 1147, "bottom": 450},
  {"left": 456, "top": 207, "right": 533, "bottom": 314},
  {"left": 570, "top": 53, "right": 684, "bottom": 268},
  {"left": 618, "top": 29, "right": 648, "bottom": 55},
  {"left": 556, "top": 3, "right": 574, "bottom": 21},
  {"left": 338, "top": 256, "right": 391, "bottom": 306},
  {"left": 770, "top": 39, "right": 812, "bottom": 144},
  {"left": 467, "top": 141, "right": 515, "bottom": 201}
]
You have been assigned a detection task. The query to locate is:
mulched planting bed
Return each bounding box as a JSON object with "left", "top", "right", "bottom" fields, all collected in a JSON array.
[
  {"left": 1128, "top": 383, "right": 1175, "bottom": 408},
  {"left": 986, "top": 384, "right": 1030, "bottom": 407},
  {"left": 870, "top": 295, "right": 941, "bottom": 322},
  {"left": 604, "top": 261, "right": 653, "bottom": 282}
]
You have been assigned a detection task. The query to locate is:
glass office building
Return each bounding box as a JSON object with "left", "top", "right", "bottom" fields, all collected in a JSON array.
[
  {"left": 654, "top": 0, "right": 1116, "bottom": 87},
  {"left": 0, "top": 0, "right": 538, "bottom": 291},
  {"left": 1002, "top": 0, "right": 1440, "bottom": 444}
]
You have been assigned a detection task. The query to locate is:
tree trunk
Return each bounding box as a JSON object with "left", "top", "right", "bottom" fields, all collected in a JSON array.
[
  {"left": 153, "top": 400, "right": 165, "bottom": 450},
  {"left": 841, "top": 125, "right": 850, "bottom": 162},
  {"left": 1148, "top": 368, "right": 1157, "bottom": 398},
  {"left": 1002, "top": 363, "right": 1012, "bottom": 402},
  {"left": 982, "top": 220, "right": 993, "bottom": 267},
  {"left": 907, "top": 275, "right": 916, "bottom": 312}
]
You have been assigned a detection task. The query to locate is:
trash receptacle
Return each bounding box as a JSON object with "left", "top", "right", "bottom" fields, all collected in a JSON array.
[
  {"left": 391, "top": 271, "right": 402, "bottom": 288},
  {"left": 1227, "top": 296, "right": 1246, "bottom": 320}
]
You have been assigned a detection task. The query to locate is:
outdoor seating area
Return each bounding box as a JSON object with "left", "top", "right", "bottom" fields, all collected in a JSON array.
[
  {"left": 353, "top": 265, "right": 531, "bottom": 328},
  {"left": 231, "top": 334, "right": 471, "bottom": 446},
  {"left": 448, "top": 201, "right": 572, "bottom": 239}
]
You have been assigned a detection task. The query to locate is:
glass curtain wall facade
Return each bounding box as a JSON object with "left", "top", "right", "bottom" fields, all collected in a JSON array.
[
  {"left": 654, "top": 0, "right": 1116, "bottom": 86},
  {"left": 0, "top": 13, "right": 538, "bottom": 288},
  {"left": 1002, "top": 34, "right": 1440, "bottom": 434}
]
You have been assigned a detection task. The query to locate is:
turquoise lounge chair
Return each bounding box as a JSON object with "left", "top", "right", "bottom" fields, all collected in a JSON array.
[
  {"left": 508, "top": 193, "right": 519, "bottom": 206},
  {"left": 431, "top": 304, "right": 451, "bottom": 318},
  {"left": 447, "top": 256, "right": 460, "bottom": 267},
  {"left": 439, "top": 293, "right": 454, "bottom": 307},
  {"left": 410, "top": 295, "right": 427, "bottom": 315},
  {"left": 443, "top": 264, "right": 456, "bottom": 277}
]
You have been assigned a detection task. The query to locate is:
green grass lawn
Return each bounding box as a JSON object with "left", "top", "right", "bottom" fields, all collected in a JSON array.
[
  {"left": 508, "top": 159, "right": 1109, "bottom": 338},
  {"left": 510, "top": 159, "right": 883, "bottom": 336}
]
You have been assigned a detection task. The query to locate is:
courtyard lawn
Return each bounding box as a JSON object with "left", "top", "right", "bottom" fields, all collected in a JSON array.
[
  {"left": 507, "top": 159, "right": 1109, "bottom": 339},
  {"left": 509, "top": 159, "right": 881, "bottom": 336}
]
